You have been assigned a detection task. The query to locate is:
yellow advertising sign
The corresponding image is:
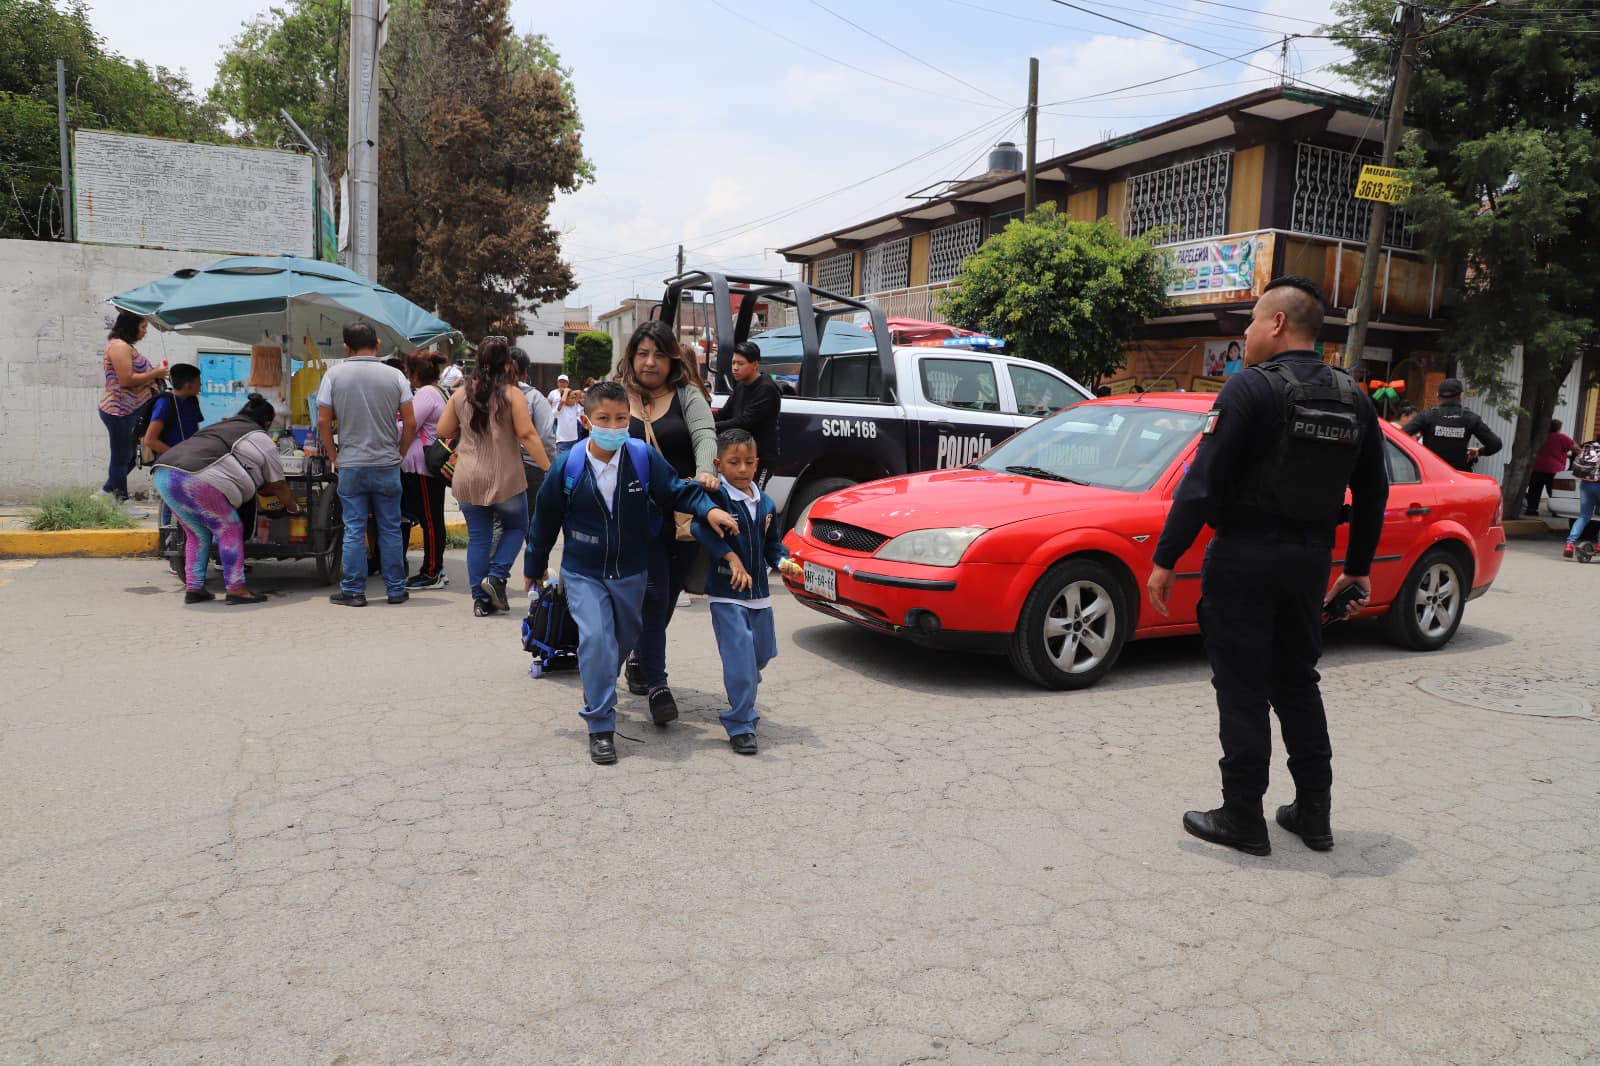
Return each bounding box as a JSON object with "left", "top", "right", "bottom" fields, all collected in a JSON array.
[{"left": 1355, "top": 165, "right": 1410, "bottom": 204}]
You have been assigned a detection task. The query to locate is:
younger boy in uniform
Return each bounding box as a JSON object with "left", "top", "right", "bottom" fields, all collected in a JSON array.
[
  {"left": 692, "top": 428, "right": 802, "bottom": 755},
  {"left": 144, "top": 363, "right": 206, "bottom": 576},
  {"left": 524, "top": 382, "right": 740, "bottom": 765}
]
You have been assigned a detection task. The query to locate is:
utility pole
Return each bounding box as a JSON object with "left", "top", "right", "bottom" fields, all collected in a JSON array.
[
  {"left": 56, "top": 59, "right": 72, "bottom": 241},
  {"left": 676, "top": 244, "right": 685, "bottom": 277},
  {"left": 345, "top": 0, "right": 383, "bottom": 280},
  {"left": 1024, "top": 56, "right": 1039, "bottom": 215},
  {"left": 1345, "top": 2, "right": 1422, "bottom": 367}
]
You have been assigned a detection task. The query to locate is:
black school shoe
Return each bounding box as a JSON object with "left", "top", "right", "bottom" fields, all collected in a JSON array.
[
  {"left": 647, "top": 687, "right": 679, "bottom": 725},
  {"left": 730, "top": 733, "right": 758, "bottom": 756},
  {"left": 1182, "top": 805, "right": 1271, "bottom": 856},
  {"left": 329, "top": 592, "right": 368, "bottom": 607},
  {"left": 589, "top": 731, "right": 618, "bottom": 765},
  {"left": 624, "top": 658, "right": 649, "bottom": 696}
]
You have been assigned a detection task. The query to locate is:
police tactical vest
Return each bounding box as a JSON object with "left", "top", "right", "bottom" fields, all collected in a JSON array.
[
  {"left": 1420, "top": 404, "right": 1473, "bottom": 470},
  {"left": 1236, "top": 361, "right": 1363, "bottom": 523}
]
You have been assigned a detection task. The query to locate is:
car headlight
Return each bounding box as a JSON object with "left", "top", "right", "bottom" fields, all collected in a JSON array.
[
  {"left": 793, "top": 498, "right": 819, "bottom": 539},
  {"left": 874, "top": 526, "right": 987, "bottom": 567}
]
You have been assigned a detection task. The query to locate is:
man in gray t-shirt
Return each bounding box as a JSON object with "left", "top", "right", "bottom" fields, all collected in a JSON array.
[{"left": 317, "top": 321, "right": 418, "bottom": 606}]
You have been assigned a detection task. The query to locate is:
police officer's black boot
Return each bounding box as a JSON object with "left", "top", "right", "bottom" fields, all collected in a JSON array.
[
  {"left": 1276, "top": 789, "right": 1333, "bottom": 850},
  {"left": 1183, "top": 798, "right": 1270, "bottom": 856}
]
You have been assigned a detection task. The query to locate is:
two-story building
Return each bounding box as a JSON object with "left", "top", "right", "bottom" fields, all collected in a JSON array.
[{"left": 778, "top": 86, "right": 1452, "bottom": 402}]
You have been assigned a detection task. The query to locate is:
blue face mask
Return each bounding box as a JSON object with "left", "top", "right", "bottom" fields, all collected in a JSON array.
[{"left": 588, "top": 426, "right": 631, "bottom": 451}]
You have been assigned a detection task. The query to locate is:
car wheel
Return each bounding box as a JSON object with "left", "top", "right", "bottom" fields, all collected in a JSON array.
[
  {"left": 1383, "top": 546, "right": 1467, "bottom": 651},
  {"left": 1009, "top": 558, "right": 1128, "bottom": 690},
  {"left": 784, "top": 476, "right": 856, "bottom": 532}
]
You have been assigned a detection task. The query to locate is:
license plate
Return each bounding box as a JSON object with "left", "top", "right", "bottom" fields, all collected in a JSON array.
[{"left": 804, "top": 561, "right": 837, "bottom": 602}]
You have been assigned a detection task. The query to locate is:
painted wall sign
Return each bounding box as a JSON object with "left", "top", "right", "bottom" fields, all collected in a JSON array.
[{"left": 74, "top": 130, "right": 314, "bottom": 256}]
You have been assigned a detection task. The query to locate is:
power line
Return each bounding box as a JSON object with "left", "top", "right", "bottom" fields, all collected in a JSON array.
[
  {"left": 1038, "top": 0, "right": 1353, "bottom": 98},
  {"left": 704, "top": 0, "right": 1011, "bottom": 111},
  {"left": 805, "top": 0, "right": 1014, "bottom": 106}
]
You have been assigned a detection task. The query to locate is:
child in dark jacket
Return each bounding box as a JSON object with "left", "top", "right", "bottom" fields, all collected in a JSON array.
[
  {"left": 525, "top": 382, "right": 739, "bottom": 765},
  {"left": 691, "top": 429, "right": 802, "bottom": 755}
]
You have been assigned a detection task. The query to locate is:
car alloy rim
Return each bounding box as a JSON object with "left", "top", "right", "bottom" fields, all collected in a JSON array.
[
  {"left": 1414, "top": 562, "right": 1461, "bottom": 638},
  {"left": 1044, "top": 579, "right": 1116, "bottom": 674}
]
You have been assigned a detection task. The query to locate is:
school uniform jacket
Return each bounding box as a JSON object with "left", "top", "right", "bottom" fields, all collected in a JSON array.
[
  {"left": 691, "top": 484, "right": 788, "bottom": 602},
  {"left": 524, "top": 441, "right": 717, "bottom": 581}
]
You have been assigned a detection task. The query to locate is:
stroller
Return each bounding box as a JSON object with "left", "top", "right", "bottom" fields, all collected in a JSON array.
[{"left": 521, "top": 580, "right": 580, "bottom": 678}]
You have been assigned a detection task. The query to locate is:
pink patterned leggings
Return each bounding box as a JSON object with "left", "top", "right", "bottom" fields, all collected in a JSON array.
[{"left": 154, "top": 468, "right": 247, "bottom": 590}]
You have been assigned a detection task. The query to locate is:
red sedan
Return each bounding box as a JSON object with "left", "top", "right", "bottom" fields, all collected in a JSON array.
[{"left": 782, "top": 393, "right": 1506, "bottom": 689}]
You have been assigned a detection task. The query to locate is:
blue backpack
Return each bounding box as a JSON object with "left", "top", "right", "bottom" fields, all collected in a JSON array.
[{"left": 560, "top": 439, "right": 663, "bottom": 536}]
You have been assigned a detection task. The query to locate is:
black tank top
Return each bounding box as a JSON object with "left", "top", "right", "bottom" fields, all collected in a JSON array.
[{"left": 630, "top": 391, "right": 695, "bottom": 478}]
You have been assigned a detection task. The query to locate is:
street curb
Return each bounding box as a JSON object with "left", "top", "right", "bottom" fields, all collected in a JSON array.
[
  {"left": 1501, "top": 518, "right": 1559, "bottom": 539},
  {"left": 0, "top": 521, "right": 469, "bottom": 559}
]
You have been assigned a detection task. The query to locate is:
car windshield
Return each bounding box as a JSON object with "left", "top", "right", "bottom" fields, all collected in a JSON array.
[{"left": 973, "top": 401, "right": 1206, "bottom": 491}]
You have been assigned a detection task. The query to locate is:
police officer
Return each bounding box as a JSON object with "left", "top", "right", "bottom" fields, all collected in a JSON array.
[
  {"left": 1402, "top": 378, "right": 1501, "bottom": 471},
  {"left": 1146, "top": 276, "right": 1389, "bottom": 856}
]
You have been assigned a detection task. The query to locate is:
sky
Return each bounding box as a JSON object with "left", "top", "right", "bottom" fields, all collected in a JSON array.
[{"left": 83, "top": 0, "right": 1360, "bottom": 316}]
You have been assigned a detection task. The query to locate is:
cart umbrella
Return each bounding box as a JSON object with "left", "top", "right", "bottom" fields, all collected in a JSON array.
[{"left": 109, "top": 255, "right": 455, "bottom": 352}]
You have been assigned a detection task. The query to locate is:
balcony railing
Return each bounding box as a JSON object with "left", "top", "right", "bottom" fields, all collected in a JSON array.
[{"left": 784, "top": 228, "right": 1445, "bottom": 328}]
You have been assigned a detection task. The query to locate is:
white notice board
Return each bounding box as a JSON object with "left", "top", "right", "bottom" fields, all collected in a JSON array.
[{"left": 74, "top": 130, "right": 314, "bottom": 256}]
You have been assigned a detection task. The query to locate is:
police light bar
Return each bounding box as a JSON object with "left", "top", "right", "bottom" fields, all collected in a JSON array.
[{"left": 908, "top": 336, "right": 1007, "bottom": 349}]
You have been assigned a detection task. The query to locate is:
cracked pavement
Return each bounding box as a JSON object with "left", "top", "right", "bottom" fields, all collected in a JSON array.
[{"left": 1, "top": 541, "right": 1597, "bottom": 1064}]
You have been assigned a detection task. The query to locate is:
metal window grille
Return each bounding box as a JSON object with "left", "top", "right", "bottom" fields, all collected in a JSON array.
[
  {"left": 1291, "top": 143, "right": 1414, "bottom": 248},
  {"left": 1123, "top": 151, "right": 1233, "bottom": 242},
  {"left": 813, "top": 252, "right": 854, "bottom": 295},
  {"left": 860, "top": 238, "right": 911, "bottom": 294},
  {"left": 987, "top": 209, "right": 1025, "bottom": 238},
  {"left": 928, "top": 217, "right": 984, "bottom": 284}
]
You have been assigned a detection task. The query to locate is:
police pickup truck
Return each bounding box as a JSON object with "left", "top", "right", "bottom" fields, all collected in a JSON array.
[{"left": 660, "top": 271, "right": 1091, "bottom": 528}]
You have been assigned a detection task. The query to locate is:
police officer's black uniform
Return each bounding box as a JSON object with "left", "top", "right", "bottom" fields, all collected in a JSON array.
[
  {"left": 1153, "top": 350, "right": 1388, "bottom": 855},
  {"left": 1401, "top": 382, "right": 1502, "bottom": 471}
]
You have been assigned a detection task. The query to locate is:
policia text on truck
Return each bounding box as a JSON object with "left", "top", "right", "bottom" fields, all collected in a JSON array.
[{"left": 1147, "top": 276, "right": 1389, "bottom": 859}]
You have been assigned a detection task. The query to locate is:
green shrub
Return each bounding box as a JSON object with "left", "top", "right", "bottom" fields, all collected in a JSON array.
[
  {"left": 28, "top": 490, "right": 138, "bottom": 531},
  {"left": 445, "top": 528, "right": 469, "bottom": 549}
]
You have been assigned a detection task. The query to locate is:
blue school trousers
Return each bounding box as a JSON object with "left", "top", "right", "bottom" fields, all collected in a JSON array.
[
  {"left": 563, "top": 569, "right": 648, "bottom": 734},
  {"left": 709, "top": 601, "right": 778, "bottom": 737}
]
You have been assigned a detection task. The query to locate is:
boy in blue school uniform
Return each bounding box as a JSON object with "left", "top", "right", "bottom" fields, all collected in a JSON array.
[
  {"left": 524, "top": 382, "right": 740, "bottom": 765},
  {"left": 692, "top": 428, "right": 803, "bottom": 755}
]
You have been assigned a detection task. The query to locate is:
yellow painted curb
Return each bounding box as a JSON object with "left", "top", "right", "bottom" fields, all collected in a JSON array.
[
  {"left": 0, "top": 529, "right": 160, "bottom": 557},
  {"left": 0, "top": 521, "right": 469, "bottom": 558}
]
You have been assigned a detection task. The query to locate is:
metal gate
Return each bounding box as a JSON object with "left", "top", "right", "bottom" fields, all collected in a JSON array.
[{"left": 1460, "top": 346, "right": 1584, "bottom": 485}]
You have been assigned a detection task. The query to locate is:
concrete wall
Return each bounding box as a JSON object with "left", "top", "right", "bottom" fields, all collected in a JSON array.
[{"left": 0, "top": 239, "right": 231, "bottom": 501}]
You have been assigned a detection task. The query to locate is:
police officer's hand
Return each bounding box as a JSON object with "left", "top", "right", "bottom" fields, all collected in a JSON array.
[
  {"left": 1327, "top": 573, "right": 1371, "bottom": 620},
  {"left": 1467, "top": 447, "right": 1481, "bottom": 461},
  {"left": 1146, "top": 565, "right": 1175, "bottom": 617}
]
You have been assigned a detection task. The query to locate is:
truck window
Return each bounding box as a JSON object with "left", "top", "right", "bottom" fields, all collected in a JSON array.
[
  {"left": 817, "top": 353, "right": 881, "bottom": 400},
  {"left": 1007, "top": 364, "right": 1073, "bottom": 416},
  {"left": 920, "top": 358, "right": 1000, "bottom": 413}
]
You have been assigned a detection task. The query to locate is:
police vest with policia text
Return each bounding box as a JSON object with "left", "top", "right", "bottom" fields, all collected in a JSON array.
[{"left": 1234, "top": 361, "right": 1364, "bottom": 524}]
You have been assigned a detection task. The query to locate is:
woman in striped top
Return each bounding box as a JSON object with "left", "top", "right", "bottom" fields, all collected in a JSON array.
[{"left": 98, "top": 311, "right": 168, "bottom": 509}]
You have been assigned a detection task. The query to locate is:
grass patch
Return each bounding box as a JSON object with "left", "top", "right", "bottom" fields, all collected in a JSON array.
[
  {"left": 28, "top": 489, "right": 138, "bottom": 531},
  {"left": 445, "top": 528, "right": 469, "bottom": 549}
]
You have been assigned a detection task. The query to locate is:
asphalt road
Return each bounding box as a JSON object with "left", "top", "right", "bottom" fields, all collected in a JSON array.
[{"left": 1, "top": 541, "right": 1597, "bottom": 1064}]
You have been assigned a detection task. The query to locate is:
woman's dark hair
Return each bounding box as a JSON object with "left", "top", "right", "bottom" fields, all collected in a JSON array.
[
  {"left": 465, "top": 335, "right": 514, "bottom": 434},
  {"left": 108, "top": 310, "right": 145, "bottom": 344},
  {"left": 618, "top": 320, "right": 699, "bottom": 394},
  {"left": 407, "top": 350, "right": 447, "bottom": 386},
  {"left": 509, "top": 346, "right": 533, "bottom": 382},
  {"left": 239, "top": 394, "right": 276, "bottom": 428}
]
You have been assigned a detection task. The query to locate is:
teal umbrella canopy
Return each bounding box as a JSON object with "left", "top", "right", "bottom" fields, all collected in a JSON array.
[{"left": 111, "top": 255, "right": 455, "bottom": 353}]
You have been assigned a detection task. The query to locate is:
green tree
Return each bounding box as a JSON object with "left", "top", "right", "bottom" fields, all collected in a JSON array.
[
  {"left": 0, "top": 0, "right": 226, "bottom": 239},
  {"left": 209, "top": 0, "right": 344, "bottom": 156},
  {"left": 1331, "top": 0, "right": 1599, "bottom": 513},
  {"left": 565, "top": 330, "right": 613, "bottom": 382},
  {"left": 936, "top": 207, "right": 1171, "bottom": 385},
  {"left": 211, "top": 0, "right": 593, "bottom": 337}
]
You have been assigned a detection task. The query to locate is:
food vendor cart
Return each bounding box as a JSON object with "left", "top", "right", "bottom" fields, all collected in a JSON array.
[{"left": 110, "top": 255, "right": 456, "bottom": 583}]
